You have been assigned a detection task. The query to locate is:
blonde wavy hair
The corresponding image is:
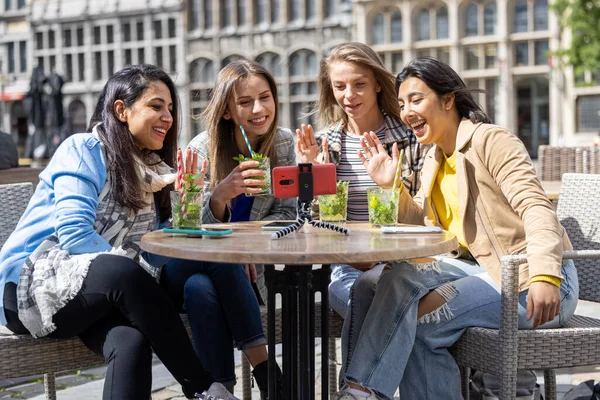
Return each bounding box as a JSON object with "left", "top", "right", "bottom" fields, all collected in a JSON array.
[
  {"left": 201, "top": 59, "right": 280, "bottom": 189},
  {"left": 315, "top": 42, "right": 401, "bottom": 129}
]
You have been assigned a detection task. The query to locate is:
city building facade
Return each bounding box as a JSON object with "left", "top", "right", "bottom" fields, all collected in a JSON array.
[
  {"left": 0, "top": 0, "right": 598, "bottom": 159},
  {"left": 354, "top": 0, "right": 600, "bottom": 156}
]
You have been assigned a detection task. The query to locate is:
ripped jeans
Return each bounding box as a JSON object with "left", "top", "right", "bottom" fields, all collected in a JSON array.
[{"left": 340, "top": 257, "right": 579, "bottom": 400}]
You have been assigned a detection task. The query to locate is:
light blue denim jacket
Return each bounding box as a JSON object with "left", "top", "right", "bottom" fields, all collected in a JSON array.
[{"left": 0, "top": 133, "right": 111, "bottom": 325}]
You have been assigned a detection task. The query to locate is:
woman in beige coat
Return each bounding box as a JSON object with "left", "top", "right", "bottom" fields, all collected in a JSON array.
[{"left": 331, "top": 58, "right": 579, "bottom": 400}]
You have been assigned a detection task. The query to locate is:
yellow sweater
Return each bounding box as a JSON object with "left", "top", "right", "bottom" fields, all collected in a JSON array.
[{"left": 431, "top": 152, "right": 560, "bottom": 288}]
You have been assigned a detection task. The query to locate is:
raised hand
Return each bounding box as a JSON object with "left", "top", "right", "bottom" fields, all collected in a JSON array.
[
  {"left": 296, "top": 124, "right": 329, "bottom": 164},
  {"left": 357, "top": 131, "right": 400, "bottom": 188},
  {"left": 176, "top": 147, "right": 207, "bottom": 191}
]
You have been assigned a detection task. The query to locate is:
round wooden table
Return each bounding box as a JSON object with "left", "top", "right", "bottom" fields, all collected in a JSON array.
[{"left": 141, "top": 222, "right": 458, "bottom": 400}]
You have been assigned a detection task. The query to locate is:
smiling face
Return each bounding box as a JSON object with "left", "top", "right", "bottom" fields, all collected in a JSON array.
[
  {"left": 117, "top": 80, "right": 174, "bottom": 151},
  {"left": 225, "top": 74, "right": 276, "bottom": 143},
  {"left": 328, "top": 61, "right": 382, "bottom": 127},
  {"left": 397, "top": 76, "right": 457, "bottom": 154}
]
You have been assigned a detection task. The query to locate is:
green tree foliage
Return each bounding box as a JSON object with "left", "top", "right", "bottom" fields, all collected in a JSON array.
[{"left": 551, "top": 0, "right": 600, "bottom": 78}]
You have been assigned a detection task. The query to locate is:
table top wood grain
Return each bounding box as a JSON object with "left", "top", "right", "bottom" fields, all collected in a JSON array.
[{"left": 140, "top": 222, "right": 458, "bottom": 265}]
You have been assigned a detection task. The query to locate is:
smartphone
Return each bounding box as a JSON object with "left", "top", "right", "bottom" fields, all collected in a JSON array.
[
  {"left": 272, "top": 163, "right": 337, "bottom": 199},
  {"left": 163, "top": 227, "right": 233, "bottom": 237},
  {"left": 261, "top": 221, "right": 294, "bottom": 230}
]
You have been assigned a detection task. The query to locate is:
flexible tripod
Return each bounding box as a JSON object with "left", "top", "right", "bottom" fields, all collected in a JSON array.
[{"left": 271, "top": 163, "right": 350, "bottom": 239}]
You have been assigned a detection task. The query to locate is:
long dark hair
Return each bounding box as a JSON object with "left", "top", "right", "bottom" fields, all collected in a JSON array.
[
  {"left": 396, "top": 58, "right": 491, "bottom": 124},
  {"left": 200, "top": 59, "right": 280, "bottom": 189},
  {"left": 88, "top": 64, "right": 177, "bottom": 220}
]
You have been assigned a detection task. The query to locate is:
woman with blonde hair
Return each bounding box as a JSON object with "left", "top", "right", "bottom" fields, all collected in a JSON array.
[
  {"left": 180, "top": 59, "right": 295, "bottom": 399},
  {"left": 296, "top": 42, "right": 429, "bottom": 318}
]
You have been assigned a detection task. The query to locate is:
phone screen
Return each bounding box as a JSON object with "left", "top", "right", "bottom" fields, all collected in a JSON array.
[{"left": 261, "top": 221, "right": 293, "bottom": 230}]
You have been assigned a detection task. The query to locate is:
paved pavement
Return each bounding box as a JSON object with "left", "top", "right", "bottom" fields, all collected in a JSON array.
[{"left": 1, "top": 301, "right": 599, "bottom": 399}]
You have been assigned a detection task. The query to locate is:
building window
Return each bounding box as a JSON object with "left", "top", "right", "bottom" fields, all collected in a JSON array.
[
  {"left": 190, "top": 58, "right": 215, "bottom": 83},
  {"left": 256, "top": 52, "right": 282, "bottom": 77},
  {"left": 485, "top": 78, "right": 497, "bottom": 122},
  {"left": 271, "top": 0, "right": 280, "bottom": 22},
  {"left": 289, "top": 0, "right": 301, "bottom": 21},
  {"left": 484, "top": 2, "right": 497, "bottom": 35},
  {"left": 49, "top": 55, "right": 56, "bottom": 71},
  {"left": 204, "top": 0, "right": 213, "bottom": 28},
  {"left": 436, "top": 6, "right": 449, "bottom": 39},
  {"left": 124, "top": 49, "right": 132, "bottom": 66},
  {"left": 48, "top": 30, "right": 55, "bottom": 49},
  {"left": 417, "top": 9, "right": 430, "bottom": 40},
  {"left": 371, "top": 13, "right": 385, "bottom": 45},
  {"left": 136, "top": 21, "right": 144, "bottom": 40},
  {"left": 534, "top": 40, "right": 549, "bottom": 65},
  {"left": 65, "top": 54, "right": 73, "bottom": 82},
  {"left": 221, "top": 0, "right": 232, "bottom": 28},
  {"left": 306, "top": 0, "right": 316, "bottom": 19},
  {"left": 514, "top": 0, "right": 528, "bottom": 32},
  {"left": 78, "top": 53, "right": 85, "bottom": 81},
  {"left": 37, "top": 57, "right": 44, "bottom": 72},
  {"left": 7, "top": 42, "right": 15, "bottom": 73},
  {"left": 465, "top": 3, "right": 478, "bottom": 36},
  {"left": 107, "top": 50, "right": 114, "bottom": 77},
  {"left": 76, "top": 27, "right": 84, "bottom": 46},
  {"left": 485, "top": 44, "right": 497, "bottom": 68},
  {"left": 325, "top": 0, "right": 335, "bottom": 18},
  {"left": 289, "top": 49, "right": 318, "bottom": 126},
  {"left": 237, "top": 0, "right": 246, "bottom": 25},
  {"left": 154, "top": 20, "right": 163, "bottom": 39},
  {"left": 189, "top": 0, "right": 199, "bottom": 30},
  {"left": 94, "top": 26, "right": 101, "bottom": 45},
  {"left": 94, "top": 52, "right": 102, "bottom": 80},
  {"left": 515, "top": 42, "right": 529, "bottom": 66},
  {"left": 105, "top": 25, "right": 113, "bottom": 44},
  {"left": 576, "top": 95, "right": 600, "bottom": 132},
  {"left": 138, "top": 48, "right": 145, "bottom": 64},
  {"left": 168, "top": 18, "right": 177, "bottom": 37},
  {"left": 465, "top": 46, "right": 480, "bottom": 70},
  {"left": 533, "top": 0, "right": 548, "bottom": 30},
  {"left": 169, "top": 45, "right": 177, "bottom": 73},
  {"left": 221, "top": 54, "right": 244, "bottom": 68},
  {"left": 255, "top": 0, "right": 267, "bottom": 24},
  {"left": 63, "top": 29, "right": 72, "bottom": 47},
  {"left": 391, "top": 11, "right": 402, "bottom": 43},
  {"left": 36, "top": 32, "right": 43, "bottom": 50},
  {"left": 155, "top": 47, "right": 163, "bottom": 68},
  {"left": 392, "top": 52, "right": 403, "bottom": 73},
  {"left": 19, "top": 41, "right": 26, "bottom": 73}
]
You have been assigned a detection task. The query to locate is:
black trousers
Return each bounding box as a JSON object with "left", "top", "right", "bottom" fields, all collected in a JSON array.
[{"left": 3, "top": 254, "right": 213, "bottom": 399}]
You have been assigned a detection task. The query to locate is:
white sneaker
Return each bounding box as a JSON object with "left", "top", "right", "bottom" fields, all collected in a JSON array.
[
  {"left": 199, "top": 382, "right": 240, "bottom": 400},
  {"left": 332, "top": 385, "right": 379, "bottom": 400}
]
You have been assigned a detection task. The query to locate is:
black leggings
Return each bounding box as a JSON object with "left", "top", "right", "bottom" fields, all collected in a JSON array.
[{"left": 3, "top": 254, "right": 213, "bottom": 399}]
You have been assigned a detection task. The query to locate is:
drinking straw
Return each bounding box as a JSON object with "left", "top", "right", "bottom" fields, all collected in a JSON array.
[
  {"left": 392, "top": 149, "right": 405, "bottom": 191},
  {"left": 177, "top": 149, "right": 186, "bottom": 215},
  {"left": 239, "top": 125, "right": 255, "bottom": 157}
]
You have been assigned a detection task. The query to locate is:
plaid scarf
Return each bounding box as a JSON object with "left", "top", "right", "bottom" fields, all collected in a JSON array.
[
  {"left": 315, "top": 111, "right": 429, "bottom": 196},
  {"left": 17, "top": 127, "right": 175, "bottom": 338}
]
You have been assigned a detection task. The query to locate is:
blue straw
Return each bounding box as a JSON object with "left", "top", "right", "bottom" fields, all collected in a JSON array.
[{"left": 239, "top": 125, "right": 255, "bottom": 157}]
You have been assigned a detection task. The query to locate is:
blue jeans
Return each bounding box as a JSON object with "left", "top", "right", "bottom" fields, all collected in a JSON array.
[
  {"left": 329, "top": 264, "right": 363, "bottom": 318},
  {"left": 341, "top": 257, "right": 579, "bottom": 400},
  {"left": 145, "top": 253, "right": 266, "bottom": 388}
]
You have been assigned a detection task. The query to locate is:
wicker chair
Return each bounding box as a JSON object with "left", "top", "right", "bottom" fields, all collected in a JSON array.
[
  {"left": 0, "top": 182, "right": 33, "bottom": 247},
  {"left": 0, "top": 182, "right": 106, "bottom": 400},
  {"left": 451, "top": 173, "right": 600, "bottom": 400},
  {"left": 537, "top": 145, "right": 600, "bottom": 181}
]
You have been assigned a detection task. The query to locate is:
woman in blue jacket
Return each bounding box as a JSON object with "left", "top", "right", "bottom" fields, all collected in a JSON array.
[{"left": 0, "top": 64, "right": 238, "bottom": 400}]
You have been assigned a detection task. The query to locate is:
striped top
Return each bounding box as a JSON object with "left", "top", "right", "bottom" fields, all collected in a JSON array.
[{"left": 337, "top": 124, "right": 386, "bottom": 222}]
